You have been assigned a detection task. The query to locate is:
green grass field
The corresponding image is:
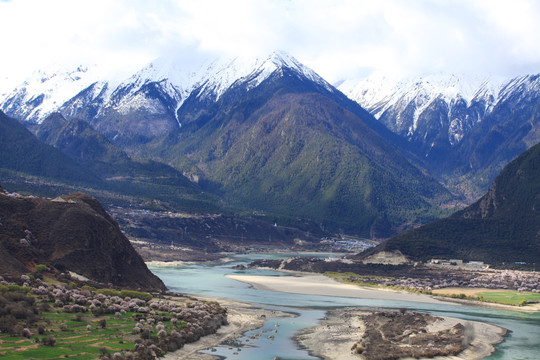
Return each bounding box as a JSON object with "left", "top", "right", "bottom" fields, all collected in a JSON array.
[
  {"left": 0, "top": 311, "right": 136, "bottom": 359},
  {"left": 476, "top": 291, "right": 540, "bottom": 306},
  {"left": 0, "top": 306, "right": 187, "bottom": 360}
]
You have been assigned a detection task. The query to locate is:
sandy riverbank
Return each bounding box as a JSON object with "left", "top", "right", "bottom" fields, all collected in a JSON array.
[
  {"left": 227, "top": 273, "right": 445, "bottom": 304},
  {"left": 228, "top": 272, "right": 540, "bottom": 311},
  {"left": 296, "top": 308, "right": 507, "bottom": 360},
  {"left": 162, "top": 295, "right": 291, "bottom": 360}
]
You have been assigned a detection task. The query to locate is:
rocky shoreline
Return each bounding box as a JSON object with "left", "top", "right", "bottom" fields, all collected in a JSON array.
[{"left": 162, "top": 295, "right": 291, "bottom": 360}]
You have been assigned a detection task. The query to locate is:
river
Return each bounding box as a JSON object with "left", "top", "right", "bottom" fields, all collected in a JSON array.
[{"left": 149, "top": 254, "right": 540, "bottom": 360}]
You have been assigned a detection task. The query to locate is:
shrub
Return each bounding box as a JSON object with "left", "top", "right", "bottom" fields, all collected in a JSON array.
[
  {"left": 96, "top": 289, "right": 121, "bottom": 297},
  {"left": 92, "top": 307, "right": 104, "bottom": 317},
  {"left": 120, "top": 290, "right": 152, "bottom": 302},
  {"left": 11, "top": 324, "right": 24, "bottom": 337},
  {"left": 81, "top": 285, "right": 96, "bottom": 293},
  {"left": 42, "top": 335, "right": 56, "bottom": 346},
  {"left": 39, "top": 302, "right": 51, "bottom": 313},
  {"left": 34, "top": 264, "right": 47, "bottom": 273},
  {"left": 141, "top": 328, "right": 151, "bottom": 339}
]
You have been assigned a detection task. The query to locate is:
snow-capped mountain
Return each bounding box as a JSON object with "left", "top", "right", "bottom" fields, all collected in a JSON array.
[
  {"left": 0, "top": 51, "right": 334, "bottom": 147},
  {"left": 340, "top": 72, "right": 540, "bottom": 200},
  {"left": 0, "top": 65, "right": 105, "bottom": 123},
  {"left": 338, "top": 74, "right": 510, "bottom": 155},
  {"left": 2, "top": 51, "right": 539, "bottom": 203},
  {"left": 193, "top": 50, "right": 334, "bottom": 102}
]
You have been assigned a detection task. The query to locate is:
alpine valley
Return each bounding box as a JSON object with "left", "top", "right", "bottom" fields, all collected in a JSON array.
[{"left": 1, "top": 51, "right": 540, "bottom": 245}]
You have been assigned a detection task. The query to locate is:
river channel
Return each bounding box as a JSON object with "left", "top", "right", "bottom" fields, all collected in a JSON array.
[{"left": 149, "top": 254, "right": 540, "bottom": 360}]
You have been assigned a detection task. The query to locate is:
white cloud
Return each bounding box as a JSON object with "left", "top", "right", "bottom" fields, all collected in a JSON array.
[{"left": 0, "top": 0, "right": 539, "bottom": 91}]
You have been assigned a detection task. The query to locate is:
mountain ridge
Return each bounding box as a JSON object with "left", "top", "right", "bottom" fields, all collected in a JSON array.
[
  {"left": 357, "top": 140, "right": 540, "bottom": 265},
  {"left": 339, "top": 73, "right": 540, "bottom": 200}
]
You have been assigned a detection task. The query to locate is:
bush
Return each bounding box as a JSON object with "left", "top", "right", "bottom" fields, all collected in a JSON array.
[
  {"left": 42, "top": 335, "right": 56, "bottom": 346},
  {"left": 39, "top": 302, "right": 51, "bottom": 313},
  {"left": 120, "top": 290, "right": 152, "bottom": 302},
  {"left": 0, "top": 284, "right": 30, "bottom": 293},
  {"left": 81, "top": 285, "right": 96, "bottom": 293},
  {"left": 96, "top": 289, "right": 121, "bottom": 297},
  {"left": 10, "top": 324, "right": 24, "bottom": 337},
  {"left": 34, "top": 264, "right": 47, "bottom": 273}
]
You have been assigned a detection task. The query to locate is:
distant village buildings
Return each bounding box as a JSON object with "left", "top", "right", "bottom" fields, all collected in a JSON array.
[{"left": 429, "top": 259, "right": 487, "bottom": 269}]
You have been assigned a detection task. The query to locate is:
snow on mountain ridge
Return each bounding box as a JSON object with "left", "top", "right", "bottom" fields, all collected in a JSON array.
[
  {"left": 339, "top": 73, "right": 507, "bottom": 118},
  {"left": 338, "top": 73, "right": 525, "bottom": 151},
  {"left": 0, "top": 65, "right": 104, "bottom": 123},
  {"left": 193, "top": 51, "right": 334, "bottom": 102},
  {"left": 1, "top": 51, "right": 335, "bottom": 126}
]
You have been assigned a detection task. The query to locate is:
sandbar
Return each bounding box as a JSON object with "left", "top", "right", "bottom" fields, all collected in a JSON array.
[{"left": 226, "top": 273, "right": 445, "bottom": 304}]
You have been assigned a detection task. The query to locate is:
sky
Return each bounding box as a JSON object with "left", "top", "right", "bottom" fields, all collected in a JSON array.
[{"left": 0, "top": 0, "right": 539, "bottom": 90}]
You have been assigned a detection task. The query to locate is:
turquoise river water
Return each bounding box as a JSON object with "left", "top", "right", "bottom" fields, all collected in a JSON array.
[{"left": 149, "top": 254, "right": 540, "bottom": 360}]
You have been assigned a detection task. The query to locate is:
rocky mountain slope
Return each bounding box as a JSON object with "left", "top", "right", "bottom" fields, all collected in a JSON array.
[
  {"left": 357, "top": 141, "right": 540, "bottom": 266},
  {"left": 0, "top": 110, "right": 220, "bottom": 213},
  {"left": 0, "top": 187, "right": 165, "bottom": 290}
]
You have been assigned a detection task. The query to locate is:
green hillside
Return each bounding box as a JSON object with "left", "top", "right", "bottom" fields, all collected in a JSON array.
[{"left": 0, "top": 111, "right": 101, "bottom": 185}]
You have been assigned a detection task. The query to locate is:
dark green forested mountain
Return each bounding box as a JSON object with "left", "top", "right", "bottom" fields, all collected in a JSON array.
[
  {"left": 145, "top": 69, "right": 454, "bottom": 237},
  {"left": 35, "top": 113, "right": 196, "bottom": 181},
  {"left": 361, "top": 141, "right": 540, "bottom": 265},
  {"left": 0, "top": 111, "right": 220, "bottom": 212},
  {"left": 0, "top": 110, "right": 101, "bottom": 185},
  {"left": 31, "top": 113, "right": 222, "bottom": 212}
]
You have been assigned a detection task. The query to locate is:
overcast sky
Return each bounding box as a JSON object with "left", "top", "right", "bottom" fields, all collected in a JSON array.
[{"left": 1, "top": 0, "right": 539, "bottom": 89}]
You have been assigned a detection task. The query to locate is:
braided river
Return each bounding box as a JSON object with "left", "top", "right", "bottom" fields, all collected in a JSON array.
[{"left": 150, "top": 254, "right": 540, "bottom": 360}]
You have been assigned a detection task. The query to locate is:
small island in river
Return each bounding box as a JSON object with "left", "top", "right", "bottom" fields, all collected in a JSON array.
[{"left": 296, "top": 308, "right": 506, "bottom": 360}]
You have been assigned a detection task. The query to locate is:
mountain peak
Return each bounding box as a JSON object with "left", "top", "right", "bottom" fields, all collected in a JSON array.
[{"left": 180, "top": 50, "right": 333, "bottom": 102}]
